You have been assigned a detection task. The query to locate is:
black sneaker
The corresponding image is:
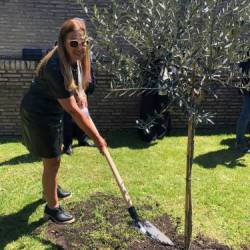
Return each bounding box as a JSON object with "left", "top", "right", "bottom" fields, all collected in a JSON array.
[
  {"left": 57, "top": 185, "right": 72, "bottom": 199},
  {"left": 44, "top": 205, "right": 75, "bottom": 224},
  {"left": 63, "top": 145, "right": 73, "bottom": 155}
]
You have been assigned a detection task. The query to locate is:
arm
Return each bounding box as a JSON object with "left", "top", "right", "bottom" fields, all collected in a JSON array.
[{"left": 58, "top": 96, "right": 106, "bottom": 153}]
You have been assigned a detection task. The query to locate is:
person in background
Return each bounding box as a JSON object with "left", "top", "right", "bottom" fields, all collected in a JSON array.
[
  {"left": 20, "top": 18, "right": 106, "bottom": 224},
  {"left": 63, "top": 51, "right": 96, "bottom": 155},
  {"left": 137, "top": 57, "right": 172, "bottom": 142},
  {"left": 235, "top": 54, "right": 250, "bottom": 153}
]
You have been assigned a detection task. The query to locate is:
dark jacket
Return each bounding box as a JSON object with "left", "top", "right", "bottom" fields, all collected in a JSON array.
[{"left": 239, "top": 58, "right": 250, "bottom": 95}]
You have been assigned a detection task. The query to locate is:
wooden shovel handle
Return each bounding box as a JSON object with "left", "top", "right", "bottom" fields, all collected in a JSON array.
[
  {"left": 84, "top": 112, "right": 133, "bottom": 208},
  {"left": 103, "top": 147, "right": 133, "bottom": 208}
]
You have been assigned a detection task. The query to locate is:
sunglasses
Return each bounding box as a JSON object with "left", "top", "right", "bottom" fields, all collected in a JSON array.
[{"left": 69, "top": 39, "right": 89, "bottom": 48}]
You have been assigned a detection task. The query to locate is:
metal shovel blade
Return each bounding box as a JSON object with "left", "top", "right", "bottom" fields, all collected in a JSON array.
[
  {"left": 133, "top": 220, "right": 174, "bottom": 246},
  {"left": 103, "top": 150, "right": 174, "bottom": 246}
]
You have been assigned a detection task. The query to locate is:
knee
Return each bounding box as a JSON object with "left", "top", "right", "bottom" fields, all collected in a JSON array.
[
  {"left": 43, "top": 157, "right": 61, "bottom": 173},
  {"left": 52, "top": 162, "right": 60, "bottom": 172}
]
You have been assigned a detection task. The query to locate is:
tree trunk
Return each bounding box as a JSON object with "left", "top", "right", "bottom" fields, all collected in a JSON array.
[{"left": 184, "top": 117, "right": 195, "bottom": 249}]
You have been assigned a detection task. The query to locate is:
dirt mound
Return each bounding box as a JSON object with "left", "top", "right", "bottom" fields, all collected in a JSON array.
[{"left": 43, "top": 193, "right": 245, "bottom": 250}]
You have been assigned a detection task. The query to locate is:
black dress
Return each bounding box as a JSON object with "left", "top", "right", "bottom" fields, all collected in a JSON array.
[{"left": 20, "top": 51, "right": 73, "bottom": 158}]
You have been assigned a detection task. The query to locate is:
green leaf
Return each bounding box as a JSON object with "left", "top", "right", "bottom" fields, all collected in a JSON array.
[
  {"left": 93, "top": 5, "right": 98, "bottom": 17},
  {"left": 225, "top": 43, "right": 232, "bottom": 49},
  {"left": 159, "top": 3, "right": 166, "bottom": 10}
]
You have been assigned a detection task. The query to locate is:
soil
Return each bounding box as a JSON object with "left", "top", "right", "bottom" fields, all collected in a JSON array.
[{"left": 43, "top": 193, "right": 249, "bottom": 250}]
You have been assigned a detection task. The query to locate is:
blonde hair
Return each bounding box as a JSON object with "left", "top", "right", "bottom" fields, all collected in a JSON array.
[{"left": 36, "top": 18, "right": 91, "bottom": 91}]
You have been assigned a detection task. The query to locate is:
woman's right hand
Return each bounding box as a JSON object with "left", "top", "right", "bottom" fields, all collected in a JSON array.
[
  {"left": 77, "top": 95, "right": 88, "bottom": 109},
  {"left": 94, "top": 136, "right": 107, "bottom": 155}
]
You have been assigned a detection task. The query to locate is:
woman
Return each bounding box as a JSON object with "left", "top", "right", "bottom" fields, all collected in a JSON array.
[{"left": 20, "top": 18, "right": 107, "bottom": 224}]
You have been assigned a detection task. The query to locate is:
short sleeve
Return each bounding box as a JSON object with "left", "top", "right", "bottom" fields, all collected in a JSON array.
[{"left": 44, "top": 60, "right": 73, "bottom": 99}]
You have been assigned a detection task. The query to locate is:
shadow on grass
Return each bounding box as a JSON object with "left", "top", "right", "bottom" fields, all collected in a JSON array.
[
  {"left": 102, "top": 128, "right": 237, "bottom": 149},
  {"left": 0, "top": 199, "right": 58, "bottom": 249},
  {"left": 103, "top": 130, "right": 159, "bottom": 149},
  {"left": 194, "top": 138, "right": 246, "bottom": 168},
  {"left": 0, "top": 153, "right": 40, "bottom": 167},
  {"left": 0, "top": 128, "right": 236, "bottom": 151},
  {"left": 160, "top": 127, "right": 235, "bottom": 137},
  {"left": 0, "top": 137, "right": 40, "bottom": 167}
]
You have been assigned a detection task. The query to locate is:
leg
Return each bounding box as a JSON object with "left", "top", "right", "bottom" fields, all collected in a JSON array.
[
  {"left": 138, "top": 93, "right": 158, "bottom": 142},
  {"left": 42, "top": 157, "right": 75, "bottom": 224},
  {"left": 42, "top": 157, "right": 60, "bottom": 208},
  {"left": 75, "top": 125, "right": 88, "bottom": 145},
  {"left": 74, "top": 121, "right": 85, "bottom": 143},
  {"left": 155, "top": 95, "right": 170, "bottom": 139},
  {"left": 236, "top": 95, "right": 250, "bottom": 144}
]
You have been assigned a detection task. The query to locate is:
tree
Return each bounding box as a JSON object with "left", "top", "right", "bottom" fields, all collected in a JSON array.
[{"left": 78, "top": 0, "right": 249, "bottom": 248}]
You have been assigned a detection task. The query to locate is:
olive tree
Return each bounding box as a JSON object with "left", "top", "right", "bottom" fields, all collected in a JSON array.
[{"left": 78, "top": 0, "right": 249, "bottom": 248}]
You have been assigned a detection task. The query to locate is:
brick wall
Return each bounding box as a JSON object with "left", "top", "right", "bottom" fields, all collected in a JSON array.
[
  {"left": 0, "top": 0, "right": 87, "bottom": 59},
  {"left": 0, "top": 60, "right": 36, "bottom": 135},
  {"left": 0, "top": 59, "right": 242, "bottom": 135},
  {"left": 0, "top": 0, "right": 111, "bottom": 59},
  {"left": 171, "top": 87, "right": 242, "bottom": 130}
]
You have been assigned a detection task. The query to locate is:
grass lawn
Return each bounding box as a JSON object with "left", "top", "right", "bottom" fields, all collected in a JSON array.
[{"left": 0, "top": 131, "right": 249, "bottom": 249}]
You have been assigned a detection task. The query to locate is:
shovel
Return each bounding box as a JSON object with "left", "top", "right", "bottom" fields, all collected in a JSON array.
[
  {"left": 81, "top": 107, "right": 173, "bottom": 245},
  {"left": 103, "top": 147, "right": 174, "bottom": 246}
]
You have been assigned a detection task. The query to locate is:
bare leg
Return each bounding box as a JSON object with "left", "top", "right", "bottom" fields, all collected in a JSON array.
[{"left": 42, "top": 157, "right": 60, "bottom": 208}]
